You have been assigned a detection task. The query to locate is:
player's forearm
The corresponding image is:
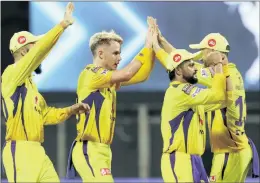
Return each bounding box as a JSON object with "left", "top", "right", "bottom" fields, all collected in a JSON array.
[
  {"left": 159, "top": 37, "right": 175, "bottom": 54},
  {"left": 225, "top": 66, "right": 234, "bottom": 105},
  {"left": 153, "top": 43, "right": 168, "bottom": 69},
  {"left": 14, "top": 24, "right": 65, "bottom": 86},
  {"left": 121, "top": 49, "right": 154, "bottom": 86},
  {"left": 211, "top": 64, "right": 226, "bottom": 102},
  {"left": 223, "top": 65, "right": 233, "bottom": 92},
  {"left": 44, "top": 107, "right": 71, "bottom": 125},
  {"left": 111, "top": 47, "right": 152, "bottom": 84}
]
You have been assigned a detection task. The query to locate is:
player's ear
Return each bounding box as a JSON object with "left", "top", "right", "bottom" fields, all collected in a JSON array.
[
  {"left": 97, "top": 48, "right": 104, "bottom": 60},
  {"left": 175, "top": 67, "right": 182, "bottom": 76}
]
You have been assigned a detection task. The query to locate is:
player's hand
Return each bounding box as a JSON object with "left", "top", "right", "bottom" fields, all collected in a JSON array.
[
  {"left": 146, "top": 16, "right": 159, "bottom": 48},
  {"left": 61, "top": 2, "right": 75, "bottom": 28},
  {"left": 69, "top": 103, "right": 90, "bottom": 115},
  {"left": 145, "top": 25, "right": 154, "bottom": 48},
  {"left": 205, "top": 51, "right": 224, "bottom": 66},
  {"left": 148, "top": 16, "right": 165, "bottom": 42}
]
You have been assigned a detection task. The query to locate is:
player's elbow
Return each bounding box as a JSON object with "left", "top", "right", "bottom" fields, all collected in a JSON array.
[
  {"left": 122, "top": 71, "right": 134, "bottom": 81},
  {"left": 111, "top": 70, "right": 133, "bottom": 83},
  {"left": 140, "top": 74, "right": 150, "bottom": 83}
]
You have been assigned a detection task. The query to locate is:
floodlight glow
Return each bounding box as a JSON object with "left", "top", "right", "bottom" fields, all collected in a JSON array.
[{"left": 31, "top": 2, "right": 87, "bottom": 87}]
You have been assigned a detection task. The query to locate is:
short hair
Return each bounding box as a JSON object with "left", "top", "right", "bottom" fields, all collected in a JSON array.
[
  {"left": 89, "top": 30, "right": 123, "bottom": 56},
  {"left": 168, "top": 69, "right": 176, "bottom": 81}
]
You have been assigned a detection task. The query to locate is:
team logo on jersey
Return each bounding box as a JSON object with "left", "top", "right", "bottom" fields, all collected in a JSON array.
[
  {"left": 209, "top": 175, "right": 216, "bottom": 182},
  {"left": 182, "top": 84, "right": 195, "bottom": 95},
  {"left": 100, "top": 168, "right": 111, "bottom": 176},
  {"left": 208, "top": 39, "right": 216, "bottom": 47},
  {"left": 173, "top": 54, "right": 181, "bottom": 62},
  {"left": 18, "top": 36, "right": 26, "bottom": 44}
]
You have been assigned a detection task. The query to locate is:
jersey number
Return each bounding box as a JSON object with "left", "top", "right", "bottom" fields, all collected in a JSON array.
[
  {"left": 235, "top": 96, "right": 245, "bottom": 126},
  {"left": 235, "top": 96, "right": 245, "bottom": 135}
]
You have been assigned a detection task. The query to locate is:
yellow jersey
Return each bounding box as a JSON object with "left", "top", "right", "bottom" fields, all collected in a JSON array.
[
  {"left": 1, "top": 24, "right": 71, "bottom": 143},
  {"left": 76, "top": 65, "right": 116, "bottom": 144},
  {"left": 75, "top": 48, "right": 154, "bottom": 144},
  {"left": 161, "top": 73, "right": 226, "bottom": 155},
  {"left": 196, "top": 63, "right": 249, "bottom": 152}
]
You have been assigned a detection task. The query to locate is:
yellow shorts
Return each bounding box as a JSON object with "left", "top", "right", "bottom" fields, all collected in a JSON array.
[
  {"left": 68, "top": 140, "right": 113, "bottom": 182},
  {"left": 2, "top": 140, "right": 59, "bottom": 182},
  {"left": 161, "top": 151, "right": 208, "bottom": 183},
  {"left": 209, "top": 145, "right": 252, "bottom": 182}
]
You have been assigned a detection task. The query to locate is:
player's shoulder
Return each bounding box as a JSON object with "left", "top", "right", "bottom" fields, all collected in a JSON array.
[
  {"left": 1, "top": 64, "right": 16, "bottom": 96},
  {"left": 168, "top": 82, "right": 198, "bottom": 96},
  {"left": 2, "top": 64, "right": 15, "bottom": 77},
  {"left": 179, "top": 83, "right": 197, "bottom": 95},
  {"left": 2, "top": 64, "right": 17, "bottom": 85},
  {"left": 83, "top": 64, "right": 109, "bottom": 75},
  {"left": 228, "top": 63, "right": 240, "bottom": 74}
]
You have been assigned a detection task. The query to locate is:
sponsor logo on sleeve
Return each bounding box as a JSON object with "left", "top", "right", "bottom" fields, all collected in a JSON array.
[
  {"left": 100, "top": 168, "right": 111, "bottom": 176},
  {"left": 191, "top": 87, "right": 202, "bottom": 98},
  {"left": 182, "top": 84, "right": 195, "bottom": 95}
]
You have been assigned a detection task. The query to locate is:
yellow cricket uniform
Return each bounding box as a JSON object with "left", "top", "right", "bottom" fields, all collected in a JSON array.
[
  {"left": 66, "top": 48, "right": 154, "bottom": 182},
  {"left": 1, "top": 24, "right": 70, "bottom": 182},
  {"left": 161, "top": 73, "right": 226, "bottom": 183},
  {"left": 196, "top": 63, "right": 259, "bottom": 182}
]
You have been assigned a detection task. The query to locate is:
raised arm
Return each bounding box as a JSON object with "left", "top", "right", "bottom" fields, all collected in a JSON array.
[
  {"left": 8, "top": 3, "right": 74, "bottom": 90},
  {"left": 121, "top": 17, "right": 157, "bottom": 86}
]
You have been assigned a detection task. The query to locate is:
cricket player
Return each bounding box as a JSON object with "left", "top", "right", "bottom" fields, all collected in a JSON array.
[
  {"left": 66, "top": 20, "right": 156, "bottom": 182},
  {"left": 1, "top": 2, "right": 90, "bottom": 182},
  {"left": 147, "top": 17, "right": 233, "bottom": 182},
  {"left": 153, "top": 46, "right": 228, "bottom": 182},
  {"left": 150, "top": 15, "right": 259, "bottom": 182},
  {"left": 189, "top": 33, "right": 259, "bottom": 182}
]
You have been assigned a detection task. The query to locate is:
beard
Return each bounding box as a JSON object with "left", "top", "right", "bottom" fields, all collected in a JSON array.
[{"left": 183, "top": 74, "right": 198, "bottom": 84}]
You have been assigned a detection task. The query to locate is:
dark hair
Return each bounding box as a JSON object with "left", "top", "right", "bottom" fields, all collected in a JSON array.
[
  {"left": 222, "top": 45, "right": 230, "bottom": 57},
  {"left": 168, "top": 69, "right": 176, "bottom": 81}
]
